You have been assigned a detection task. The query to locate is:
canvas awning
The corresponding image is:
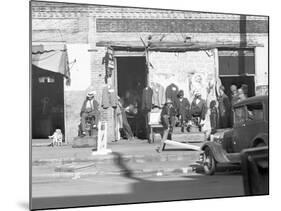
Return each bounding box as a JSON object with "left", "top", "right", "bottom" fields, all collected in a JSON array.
[{"left": 32, "top": 44, "right": 70, "bottom": 85}]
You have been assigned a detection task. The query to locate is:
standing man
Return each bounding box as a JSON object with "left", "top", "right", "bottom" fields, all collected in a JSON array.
[
  {"left": 175, "top": 90, "right": 190, "bottom": 132},
  {"left": 156, "top": 98, "right": 177, "bottom": 152},
  {"left": 218, "top": 86, "right": 231, "bottom": 128}
]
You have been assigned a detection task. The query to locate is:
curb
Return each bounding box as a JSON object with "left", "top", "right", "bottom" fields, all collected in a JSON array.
[
  {"left": 32, "top": 152, "right": 200, "bottom": 166},
  {"left": 32, "top": 166, "right": 196, "bottom": 179}
]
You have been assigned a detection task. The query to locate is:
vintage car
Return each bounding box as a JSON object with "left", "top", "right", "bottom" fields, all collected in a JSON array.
[{"left": 200, "top": 95, "right": 268, "bottom": 175}]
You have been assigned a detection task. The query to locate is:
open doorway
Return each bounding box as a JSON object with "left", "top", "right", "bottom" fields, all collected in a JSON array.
[
  {"left": 32, "top": 65, "right": 65, "bottom": 139},
  {"left": 116, "top": 56, "right": 147, "bottom": 139},
  {"left": 220, "top": 76, "right": 255, "bottom": 99}
]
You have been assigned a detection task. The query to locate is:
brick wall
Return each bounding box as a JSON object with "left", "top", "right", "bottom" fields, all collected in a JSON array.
[{"left": 96, "top": 19, "right": 268, "bottom": 33}]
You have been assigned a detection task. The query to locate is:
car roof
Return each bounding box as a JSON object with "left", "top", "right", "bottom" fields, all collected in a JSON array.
[{"left": 233, "top": 95, "right": 268, "bottom": 108}]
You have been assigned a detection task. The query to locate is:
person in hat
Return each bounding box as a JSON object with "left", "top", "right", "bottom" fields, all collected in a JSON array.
[
  {"left": 188, "top": 91, "right": 207, "bottom": 131},
  {"left": 80, "top": 90, "right": 100, "bottom": 136},
  {"left": 175, "top": 90, "right": 190, "bottom": 132},
  {"left": 156, "top": 98, "right": 177, "bottom": 152}
]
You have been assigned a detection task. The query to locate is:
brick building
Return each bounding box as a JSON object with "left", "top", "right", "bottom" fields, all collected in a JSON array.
[{"left": 31, "top": 1, "right": 269, "bottom": 143}]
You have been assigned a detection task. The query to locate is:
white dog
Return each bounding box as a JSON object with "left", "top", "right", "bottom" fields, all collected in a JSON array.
[{"left": 48, "top": 129, "right": 63, "bottom": 146}]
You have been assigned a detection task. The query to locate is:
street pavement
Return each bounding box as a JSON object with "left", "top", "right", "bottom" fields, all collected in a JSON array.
[
  {"left": 31, "top": 137, "right": 244, "bottom": 210},
  {"left": 32, "top": 173, "right": 244, "bottom": 210}
]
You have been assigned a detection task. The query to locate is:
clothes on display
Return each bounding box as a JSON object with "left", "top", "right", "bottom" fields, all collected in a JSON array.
[
  {"left": 151, "top": 82, "right": 165, "bottom": 108},
  {"left": 165, "top": 83, "right": 179, "bottom": 108},
  {"left": 141, "top": 86, "right": 153, "bottom": 111},
  {"left": 101, "top": 85, "right": 118, "bottom": 109},
  {"left": 218, "top": 93, "right": 231, "bottom": 128},
  {"left": 209, "top": 101, "right": 218, "bottom": 134}
]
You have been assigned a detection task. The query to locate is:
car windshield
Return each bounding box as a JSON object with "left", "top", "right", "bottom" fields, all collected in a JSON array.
[{"left": 234, "top": 106, "right": 246, "bottom": 124}]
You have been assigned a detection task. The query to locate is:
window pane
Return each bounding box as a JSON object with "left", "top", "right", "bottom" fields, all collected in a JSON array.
[{"left": 246, "top": 103, "right": 263, "bottom": 121}]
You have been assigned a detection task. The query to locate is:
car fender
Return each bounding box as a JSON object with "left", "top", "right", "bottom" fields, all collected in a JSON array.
[
  {"left": 251, "top": 133, "right": 269, "bottom": 147},
  {"left": 201, "top": 142, "right": 231, "bottom": 163}
]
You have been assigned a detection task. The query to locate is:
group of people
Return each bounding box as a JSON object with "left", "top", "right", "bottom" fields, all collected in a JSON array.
[
  {"left": 78, "top": 82, "right": 249, "bottom": 145},
  {"left": 156, "top": 83, "right": 249, "bottom": 152}
]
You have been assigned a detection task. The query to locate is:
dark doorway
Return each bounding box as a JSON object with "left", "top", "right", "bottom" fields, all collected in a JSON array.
[
  {"left": 116, "top": 57, "right": 147, "bottom": 98},
  {"left": 220, "top": 76, "right": 255, "bottom": 99},
  {"left": 32, "top": 65, "right": 65, "bottom": 139},
  {"left": 116, "top": 57, "right": 147, "bottom": 139}
]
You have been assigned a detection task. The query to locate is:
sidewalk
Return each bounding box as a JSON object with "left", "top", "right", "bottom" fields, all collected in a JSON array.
[{"left": 32, "top": 138, "right": 204, "bottom": 178}]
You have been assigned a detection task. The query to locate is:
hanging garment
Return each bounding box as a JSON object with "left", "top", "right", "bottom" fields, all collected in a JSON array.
[
  {"left": 151, "top": 82, "right": 165, "bottom": 108},
  {"left": 165, "top": 83, "right": 179, "bottom": 108},
  {"left": 101, "top": 85, "right": 118, "bottom": 109},
  {"left": 141, "top": 86, "right": 153, "bottom": 111},
  {"left": 218, "top": 93, "right": 231, "bottom": 128}
]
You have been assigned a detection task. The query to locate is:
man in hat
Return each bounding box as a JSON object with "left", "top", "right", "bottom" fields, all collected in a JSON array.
[
  {"left": 175, "top": 90, "right": 190, "bottom": 132},
  {"left": 156, "top": 98, "right": 177, "bottom": 152},
  {"left": 188, "top": 91, "right": 207, "bottom": 131},
  {"left": 80, "top": 90, "right": 100, "bottom": 136}
]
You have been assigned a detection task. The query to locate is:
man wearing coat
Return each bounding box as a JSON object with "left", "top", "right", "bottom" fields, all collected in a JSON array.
[
  {"left": 156, "top": 98, "right": 177, "bottom": 152},
  {"left": 175, "top": 90, "right": 190, "bottom": 132},
  {"left": 80, "top": 90, "right": 100, "bottom": 136}
]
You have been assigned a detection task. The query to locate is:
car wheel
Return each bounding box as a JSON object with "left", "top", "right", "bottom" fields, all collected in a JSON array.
[{"left": 203, "top": 147, "right": 216, "bottom": 175}]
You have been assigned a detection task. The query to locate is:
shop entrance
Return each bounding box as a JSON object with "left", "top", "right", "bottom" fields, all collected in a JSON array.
[
  {"left": 116, "top": 56, "right": 147, "bottom": 139},
  {"left": 32, "top": 65, "right": 65, "bottom": 139}
]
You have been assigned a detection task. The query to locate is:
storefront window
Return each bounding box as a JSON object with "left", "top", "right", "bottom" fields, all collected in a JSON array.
[{"left": 38, "top": 76, "right": 55, "bottom": 83}]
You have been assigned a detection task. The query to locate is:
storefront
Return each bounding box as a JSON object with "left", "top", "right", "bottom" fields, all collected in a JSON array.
[{"left": 31, "top": 44, "right": 70, "bottom": 139}]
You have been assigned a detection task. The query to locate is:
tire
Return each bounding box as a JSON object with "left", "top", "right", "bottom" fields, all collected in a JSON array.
[{"left": 203, "top": 146, "right": 216, "bottom": 175}]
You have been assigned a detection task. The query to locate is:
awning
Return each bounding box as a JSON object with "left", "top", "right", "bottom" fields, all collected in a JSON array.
[
  {"left": 96, "top": 41, "right": 263, "bottom": 52},
  {"left": 32, "top": 44, "right": 70, "bottom": 85}
]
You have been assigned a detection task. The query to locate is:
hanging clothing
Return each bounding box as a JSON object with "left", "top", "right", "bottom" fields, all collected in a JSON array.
[
  {"left": 151, "top": 82, "right": 165, "bottom": 108},
  {"left": 165, "top": 83, "right": 179, "bottom": 108},
  {"left": 218, "top": 93, "right": 231, "bottom": 128},
  {"left": 101, "top": 85, "right": 118, "bottom": 109},
  {"left": 210, "top": 107, "right": 218, "bottom": 134},
  {"left": 141, "top": 86, "right": 153, "bottom": 111}
]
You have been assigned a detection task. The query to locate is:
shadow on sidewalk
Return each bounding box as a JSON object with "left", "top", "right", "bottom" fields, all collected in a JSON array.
[{"left": 31, "top": 151, "right": 245, "bottom": 210}]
